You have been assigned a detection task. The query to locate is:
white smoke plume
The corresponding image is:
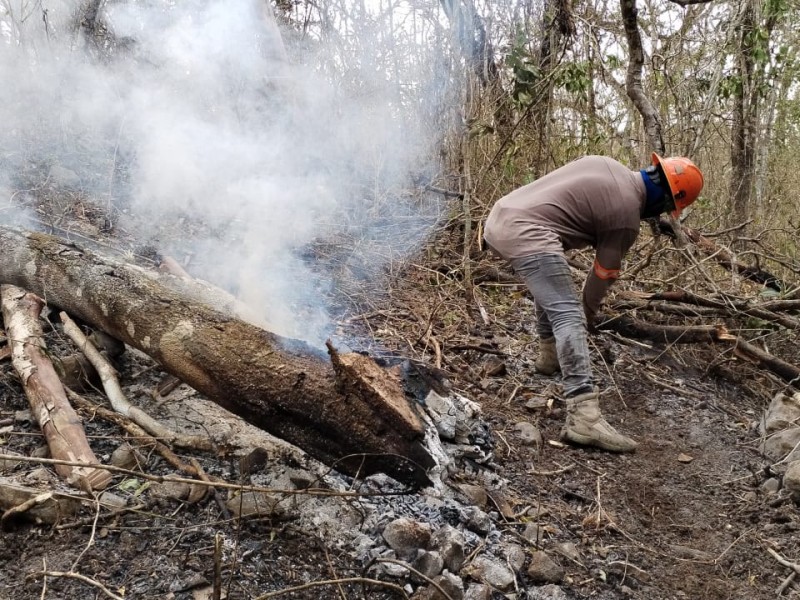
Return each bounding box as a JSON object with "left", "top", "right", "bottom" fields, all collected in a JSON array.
[{"left": 0, "top": 0, "right": 446, "bottom": 347}]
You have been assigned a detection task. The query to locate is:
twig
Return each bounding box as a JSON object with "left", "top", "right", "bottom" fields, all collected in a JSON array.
[
  {"left": 252, "top": 577, "right": 408, "bottom": 599},
  {"left": 374, "top": 558, "right": 454, "bottom": 600},
  {"left": 60, "top": 312, "right": 213, "bottom": 451},
  {"left": 71, "top": 494, "right": 101, "bottom": 571},
  {"left": 776, "top": 571, "right": 795, "bottom": 596},
  {"left": 767, "top": 547, "right": 800, "bottom": 576},
  {"left": 0, "top": 453, "right": 407, "bottom": 498},
  {"left": 529, "top": 464, "right": 575, "bottom": 476},
  {"left": 27, "top": 571, "right": 124, "bottom": 600}
]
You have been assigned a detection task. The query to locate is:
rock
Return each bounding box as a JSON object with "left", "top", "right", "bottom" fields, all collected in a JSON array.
[
  {"left": 761, "top": 427, "right": 800, "bottom": 462},
  {"left": 761, "top": 477, "right": 781, "bottom": 494},
  {"left": 527, "top": 551, "right": 565, "bottom": 584},
  {"left": 383, "top": 517, "right": 432, "bottom": 559},
  {"left": 430, "top": 525, "right": 466, "bottom": 573},
  {"left": 413, "top": 550, "right": 444, "bottom": 580},
  {"left": 783, "top": 460, "right": 800, "bottom": 495},
  {"left": 465, "top": 556, "right": 515, "bottom": 591},
  {"left": 552, "top": 542, "right": 581, "bottom": 564},
  {"left": 529, "top": 584, "right": 569, "bottom": 599},
  {"left": 226, "top": 491, "right": 286, "bottom": 518},
  {"left": 524, "top": 397, "right": 549, "bottom": 411},
  {"left": 151, "top": 480, "right": 192, "bottom": 502},
  {"left": 502, "top": 543, "right": 526, "bottom": 572},
  {"left": 458, "top": 484, "right": 488, "bottom": 508},
  {"left": 110, "top": 443, "right": 140, "bottom": 469},
  {"left": 521, "top": 522, "right": 544, "bottom": 545},
  {"left": 463, "top": 583, "right": 492, "bottom": 600},
  {"left": 24, "top": 467, "right": 55, "bottom": 484},
  {"left": 31, "top": 445, "right": 50, "bottom": 458},
  {"left": 513, "top": 422, "right": 542, "bottom": 447},
  {"left": 761, "top": 392, "right": 800, "bottom": 433},
  {"left": 14, "top": 410, "right": 32, "bottom": 423},
  {"left": 416, "top": 571, "right": 464, "bottom": 600},
  {"left": 461, "top": 507, "right": 492, "bottom": 535},
  {"left": 99, "top": 492, "right": 127, "bottom": 510}
]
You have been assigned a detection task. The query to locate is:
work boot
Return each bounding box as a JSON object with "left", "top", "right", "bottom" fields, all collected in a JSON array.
[
  {"left": 561, "top": 390, "right": 638, "bottom": 452},
  {"left": 534, "top": 337, "right": 560, "bottom": 375}
]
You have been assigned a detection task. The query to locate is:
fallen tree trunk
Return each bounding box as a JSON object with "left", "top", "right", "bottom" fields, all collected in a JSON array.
[
  {"left": 0, "top": 228, "right": 434, "bottom": 487},
  {"left": 1, "top": 286, "right": 111, "bottom": 490}
]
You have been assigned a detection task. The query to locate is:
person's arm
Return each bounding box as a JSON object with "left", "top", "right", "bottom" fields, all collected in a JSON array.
[{"left": 582, "top": 229, "right": 638, "bottom": 326}]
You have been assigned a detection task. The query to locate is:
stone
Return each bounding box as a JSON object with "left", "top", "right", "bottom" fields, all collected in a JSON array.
[
  {"left": 226, "top": 491, "right": 286, "bottom": 518},
  {"left": 99, "top": 492, "right": 127, "bottom": 510},
  {"left": 784, "top": 460, "right": 800, "bottom": 495},
  {"left": 110, "top": 443, "right": 140, "bottom": 469},
  {"left": 417, "top": 571, "right": 464, "bottom": 600},
  {"left": 465, "top": 556, "right": 515, "bottom": 591},
  {"left": 761, "top": 477, "right": 781, "bottom": 494},
  {"left": 529, "top": 584, "right": 569, "bottom": 599},
  {"left": 458, "top": 484, "right": 488, "bottom": 508},
  {"left": 503, "top": 543, "right": 526, "bottom": 572},
  {"left": 461, "top": 507, "right": 492, "bottom": 535},
  {"left": 430, "top": 525, "right": 466, "bottom": 573},
  {"left": 521, "top": 522, "right": 545, "bottom": 545},
  {"left": 151, "top": 480, "right": 192, "bottom": 501},
  {"left": 524, "top": 397, "right": 549, "bottom": 411},
  {"left": 463, "top": 583, "right": 492, "bottom": 600},
  {"left": 761, "top": 392, "right": 800, "bottom": 433},
  {"left": 513, "top": 422, "right": 543, "bottom": 447},
  {"left": 413, "top": 550, "right": 444, "bottom": 580},
  {"left": 383, "top": 517, "right": 432, "bottom": 558},
  {"left": 761, "top": 427, "right": 800, "bottom": 462},
  {"left": 527, "top": 551, "right": 565, "bottom": 584},
  {"left": 552, "top": 542, "right": 581, "bottom": 564}
]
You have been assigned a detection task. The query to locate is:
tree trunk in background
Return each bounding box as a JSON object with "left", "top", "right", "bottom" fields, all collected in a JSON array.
[
  {"left": 0, "top": 228, "right": 435, "bottom": 488},
  {"left": 439, "top": 0, "right": 499, "bottom": 88},
  {"left": 620, "top": 0, "right": 664, "bottom": 155},
  {"left": 729, "top": 0, "right": 757, "bottom": 227},
  {"left": 532, "top": 0, "right": 575, "bottom": 177}
]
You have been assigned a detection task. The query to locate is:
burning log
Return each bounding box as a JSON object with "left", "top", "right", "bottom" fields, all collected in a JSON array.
[{"left": 0, "top": 227, "right": 434, "bottom": 487}]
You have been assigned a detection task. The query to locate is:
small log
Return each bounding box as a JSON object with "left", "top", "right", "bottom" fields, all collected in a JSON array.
[{"left": 1, "top": 285, "right": 111, "bottom": 490}]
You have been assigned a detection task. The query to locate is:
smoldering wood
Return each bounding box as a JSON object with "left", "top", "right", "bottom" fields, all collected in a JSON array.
[
  {"left": 1, "top": 285, "right": 111, "bottom": 490},
  {"left": 0, "top": 228, "right": 434, "bottom": 487}
]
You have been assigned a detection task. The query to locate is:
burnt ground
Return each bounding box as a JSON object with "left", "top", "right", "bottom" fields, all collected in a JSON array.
[{"left": 1, "top": 205, "right": 799, "bottom": 600}]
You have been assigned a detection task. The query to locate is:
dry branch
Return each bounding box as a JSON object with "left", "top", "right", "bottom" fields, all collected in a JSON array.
[
  {"left": 0, "top": 228, "right": 434, "bottom": 487},
  {"left": 60, "top": 312, "right": 213, "bottom": 452},
  {"left": 1, "top": 285, "right": 111, "bottom": 490}
]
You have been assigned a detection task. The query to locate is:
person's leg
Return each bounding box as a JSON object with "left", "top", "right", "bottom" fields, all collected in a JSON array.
[
  {"left": 510, "top": 254, "right": 592, "bottom": 396},
  {"left": 510, "top": 253, "right": 637, "bottom": 452}
]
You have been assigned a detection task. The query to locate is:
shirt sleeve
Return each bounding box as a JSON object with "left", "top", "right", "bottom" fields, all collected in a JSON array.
[{"left": 582, "top": 228, "right": 639, "bottom": 320}]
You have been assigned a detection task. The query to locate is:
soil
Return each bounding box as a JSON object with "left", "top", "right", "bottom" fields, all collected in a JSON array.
[{"left": 1, "top": 205, "right": 799, "bottom": 600}]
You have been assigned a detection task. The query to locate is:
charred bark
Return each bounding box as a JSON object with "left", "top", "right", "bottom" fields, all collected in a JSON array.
[{"left": 0, "top": 228, "right": 434, "bottom": 487}]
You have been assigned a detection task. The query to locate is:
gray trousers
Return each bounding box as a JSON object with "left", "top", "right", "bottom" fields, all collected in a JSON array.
[{"left": 510, "top": 253, "right": 593, "bottom": 397}]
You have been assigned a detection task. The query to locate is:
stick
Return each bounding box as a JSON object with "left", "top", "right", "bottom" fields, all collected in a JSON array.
[
  {"left": 60, "top": 312, "right": 213, "bottom": 452},
  {"left": 253, "top": 577, "right": 408, "bottom": 600},
  {"left": 27, "top": 571, "right": 124, "bottom": 600}
]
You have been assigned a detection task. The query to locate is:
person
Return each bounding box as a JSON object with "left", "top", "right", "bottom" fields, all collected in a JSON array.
[{"left": 483, "top": 153, "right": 704, "bottom": 452}]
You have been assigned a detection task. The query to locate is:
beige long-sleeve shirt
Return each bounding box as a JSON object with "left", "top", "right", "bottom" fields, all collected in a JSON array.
[{"left": 484, "top": 155, "right": 646, "bottom": 318}]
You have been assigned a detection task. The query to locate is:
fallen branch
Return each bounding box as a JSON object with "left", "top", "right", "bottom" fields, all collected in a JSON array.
[
  {"left": 0, "top": 479, "right": 80, "bottom": 526},
  {"left": 253, "top": 577, "right": 408, "bottom": 600},
  {"left": 27, "top": 570, "right": 124, "bottom": 600},
  {"left": 60, "top": 312, "right": 213, "bottom": 452},
  {"left": 1, "top": 285, "right": 111, "bottom": 490},
  {"left": 598, "top": 314, "right": 800, "bottom": 390}
]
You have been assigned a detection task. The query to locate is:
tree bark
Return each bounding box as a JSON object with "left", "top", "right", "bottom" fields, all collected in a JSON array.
[
  {"left": 1, "top": 285, "right": 112, "bottom": 490},
  {"left": 0, "top": 228, "right": 435, "bottom": 487}
]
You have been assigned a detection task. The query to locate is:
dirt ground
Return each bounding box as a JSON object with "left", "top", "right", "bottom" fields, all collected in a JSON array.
[{"left": 1, "top": 212, "right": 799, "bottom": 600}]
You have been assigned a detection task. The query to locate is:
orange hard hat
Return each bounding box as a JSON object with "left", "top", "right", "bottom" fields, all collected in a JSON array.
[{"left": 651, "top": 153, "right": 704, "bottom": 217}]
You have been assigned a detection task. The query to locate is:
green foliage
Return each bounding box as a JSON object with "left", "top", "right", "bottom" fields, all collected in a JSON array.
[
  {"left": 506, "top": 30, "right": 541, "bottom": 107},
  {"left": 555, "top": 62, "right": 591, "bottom": 98}
]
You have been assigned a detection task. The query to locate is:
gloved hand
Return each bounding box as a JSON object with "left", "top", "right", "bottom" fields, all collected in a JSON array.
[{"left": 583, "top": 302, "right": 598, "bottom": 335}]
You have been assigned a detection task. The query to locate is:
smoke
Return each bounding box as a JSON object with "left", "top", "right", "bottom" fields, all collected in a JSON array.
[{"left": 0, "top": 0, "right": 445, "bottom": 347}]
